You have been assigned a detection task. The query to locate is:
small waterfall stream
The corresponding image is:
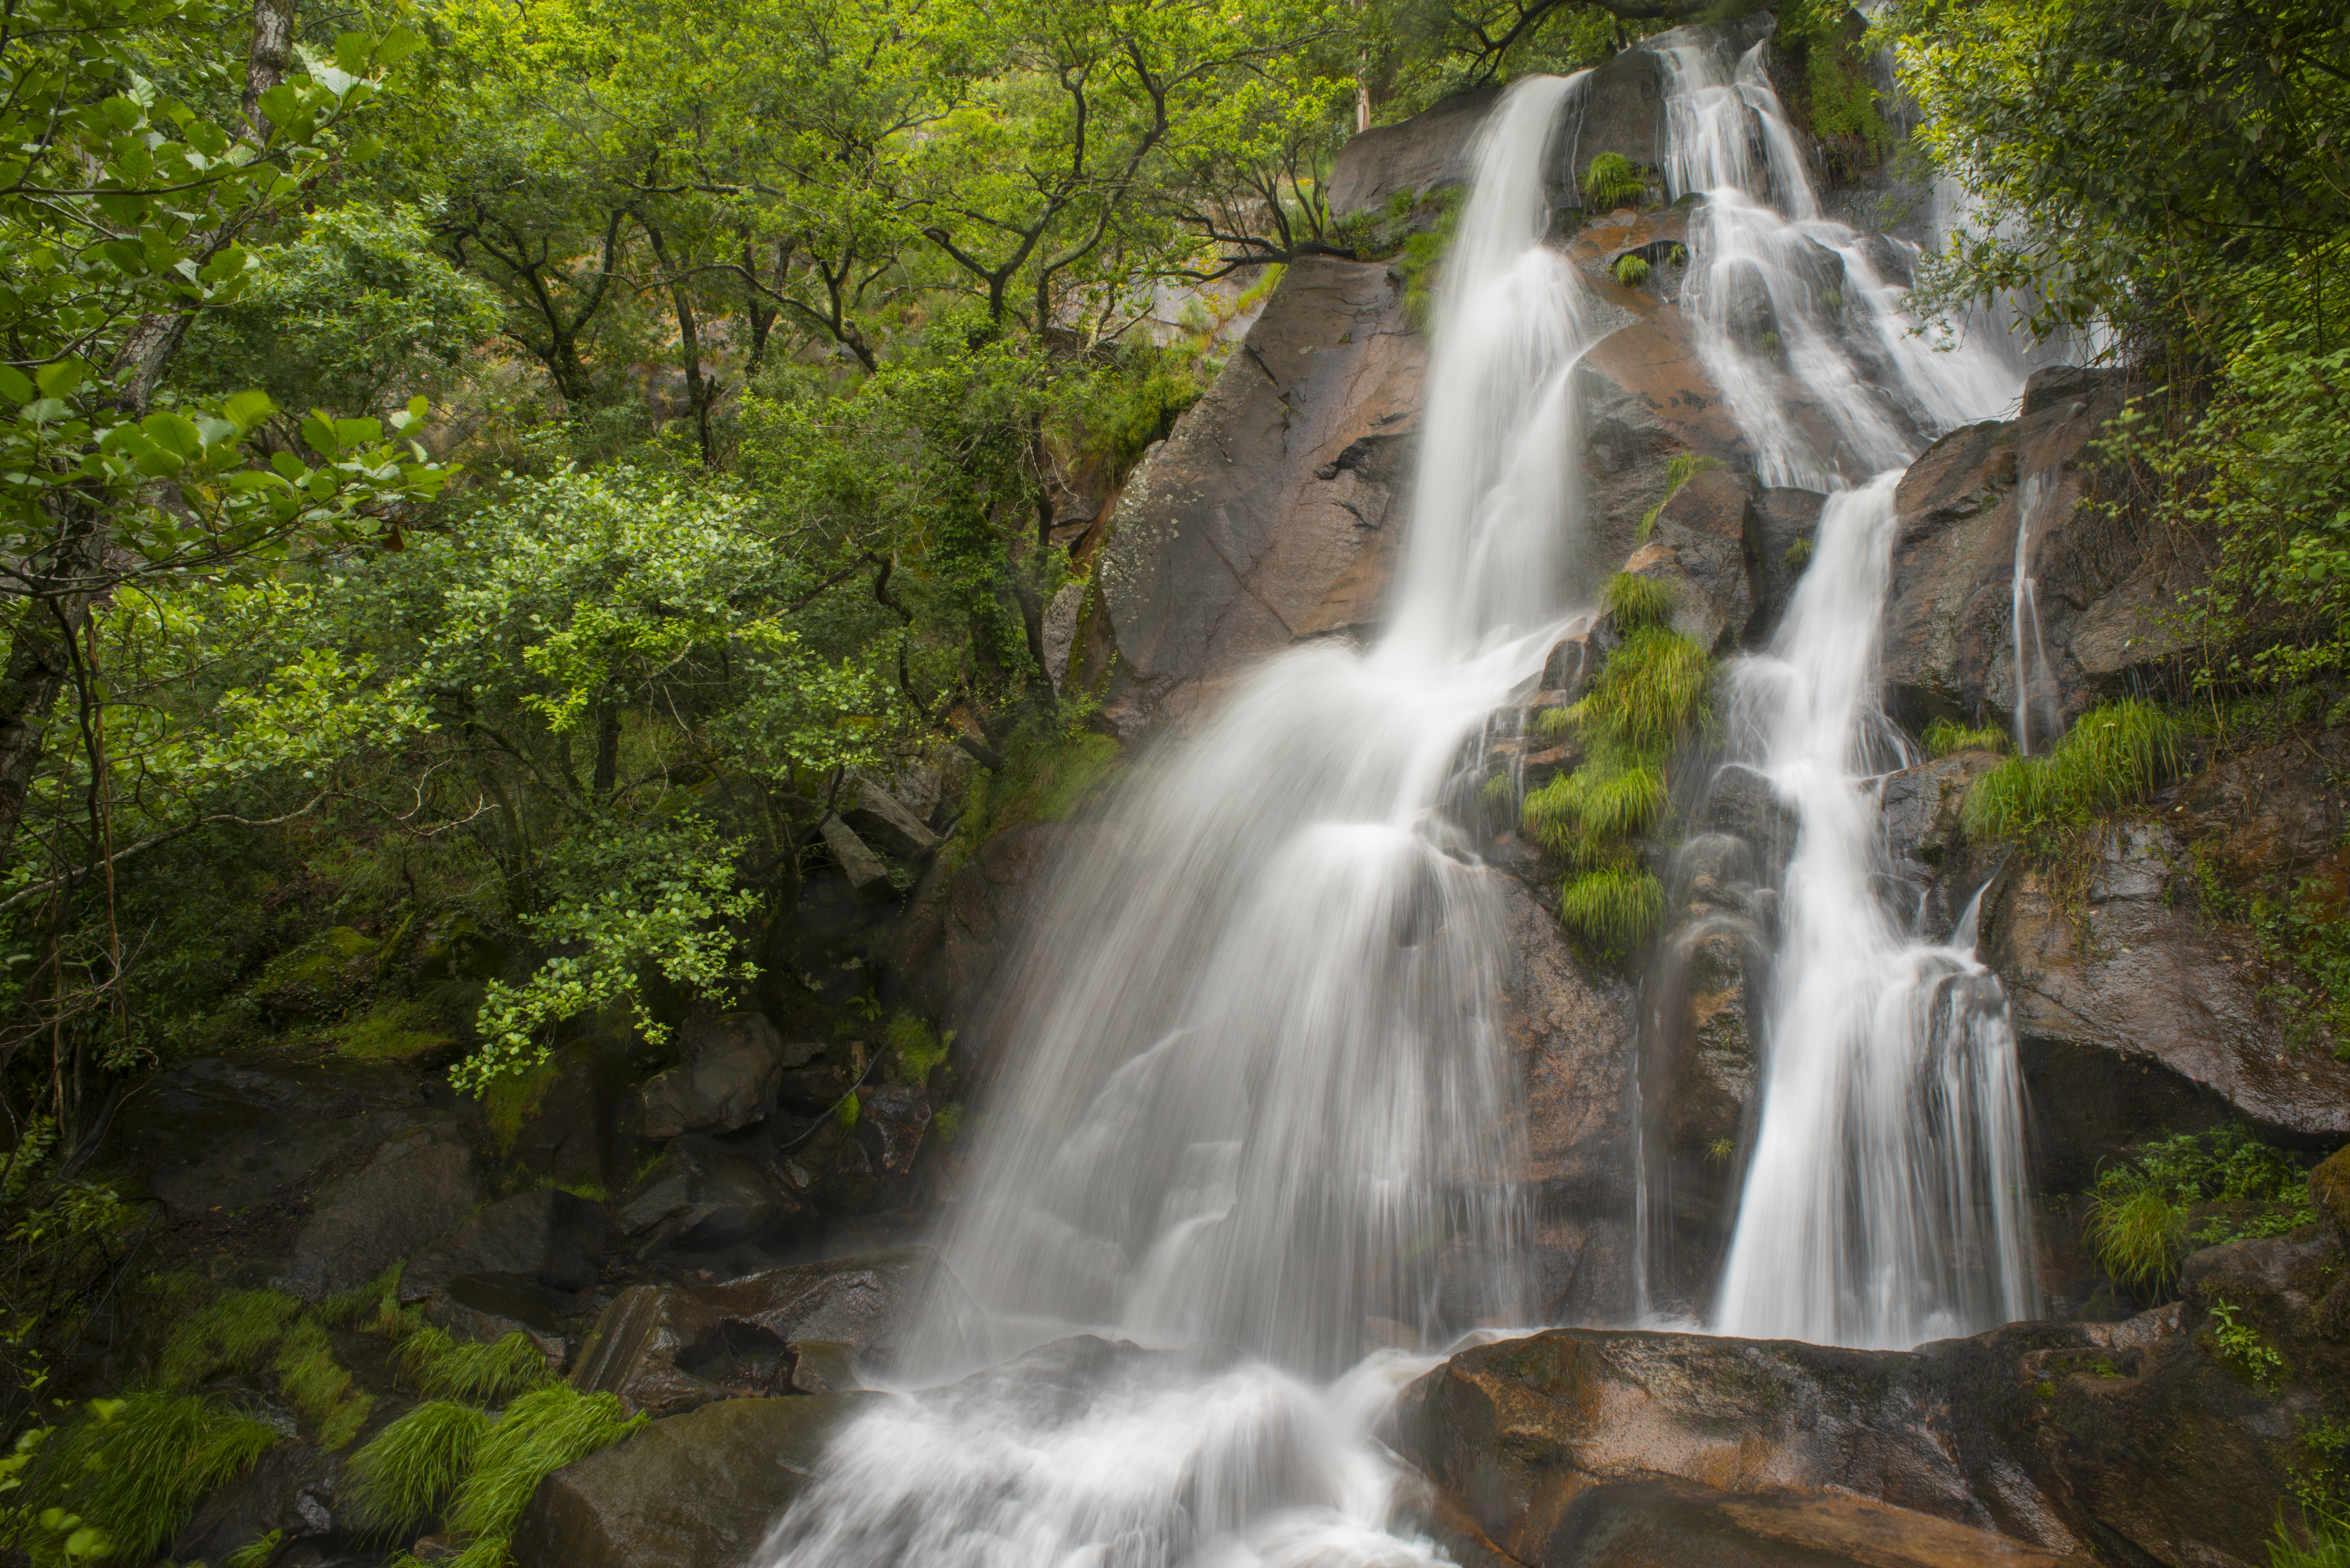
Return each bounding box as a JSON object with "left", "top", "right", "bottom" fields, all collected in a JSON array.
[
  {"left": 1640, "top": 25, "right": 2041, "bottom": 1346},
  {"left": 758, "top": 75, "right": 1598, "bottom": 1568}
]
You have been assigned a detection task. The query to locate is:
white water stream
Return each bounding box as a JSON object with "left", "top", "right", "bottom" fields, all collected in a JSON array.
[
  {"left": 760, "top": 75, "right": 1596, "bottom": 1568},
  {"left": 757, "top": 26, "right": 2052, "bottom": 1562},
  {"left": 1644, "top": 26, "right": 2040, "bottom": 1346}
]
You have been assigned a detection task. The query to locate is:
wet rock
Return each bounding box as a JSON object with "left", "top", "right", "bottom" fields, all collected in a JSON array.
[
  {"left": 509, "top": 1390, "right": 891, "bottom": 1568},
  {"left": 399, "top": 1188, "right": 607, "bottom": 1302},
  {"left": 1492, "top": 873, "right": 1641, "bottom": 1322},
  {"left": 1554, "top": 44, "right": 1670, "bottom": 196},
  {"left": 1541, "top": 624, "right": 1614, "bottom": 701},
  {"left": 818, "top": 813, "right": 893, "bottom": 900},
  {"left": 1983, "top": 823, "right": 2350, "bottom": 1192},
  {"left": 913, "top": 821, "right": 1106, "bottom": 1044},
  {"left": 2170, "top": 731, "right": 2350, "bottom": 896},
  {"left": 615, "top": 1136, "right": 813, "bottom": 1263},
  {"left": 171, "top": 1443, "right": 340, "bottom": 1563},
  {"left": 500, "top": 1036, "right": 636, "bottom": 1192},
  {"left": 1579, "top": 307, "right": 1752, "bottom": 557},
  {"left": 423, "top": 1272, "right": 570, "bottom": 1369},
  {"left": 2312, "top": 1145, "right": 2350, "bottom": 1245},
  {"left": 1880, "top": 750, "right": 2006, "bottom": 937},
  {"left": 570, "top": 1247, "right": 978, "bottom": 1416},
  {"left": 1085, "top": 258, "right": 1420, "bottom": 729},
  {"left": 1746, "top": 487, "right": 1824, "bottom": 645},
  {"left": 1637, "top": 913, "right": 1765, "bottom": 1309},
  {"left": 1645, "top": 467, "right": 1760, "bottom": 651},
  {"left": 109, "top": 1047, "right": 427, "bottom": 1212},
  {"left": 1702, "top": 764, "right": 1797, "bottom": 854},
  {"left": 1881, "top": 365, "right": 2187, "bottom": 734},
  {"left": 691, "top": 1246, "right": 982, "bottom": 1375},
  {"left": 840, "top": 775, "right": 941, "bottom": 861},
  {"left": 1465, "top": 1477, "right": 2094, "bottom": 1568},
  {"left": 634, "top": 1013, "right": 798, "bottom": 1139},
  {"left": 1327, "top": 88, "right": 1496, "bottom": 217},
  {"left": 277, "top": 1125, "right": 481, "bottom": 1301}
]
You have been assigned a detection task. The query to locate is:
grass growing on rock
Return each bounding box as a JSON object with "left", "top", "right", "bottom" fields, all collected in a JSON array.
[
  {"left": 273, "top": 1318, "right": 374, "bottom": 1449},
  {"left": 1962, "top": 699, "right": 2185, "bottom": 842},
  {"left": 1921, "top": 717, "right": 2010, "bottom": 757},
  {"left": 1577, "top": 627, "right": 1712, "bottom": 752},
  {"left": 26, "top": 1393, "right": 277, "bottom": 1564},
  {"left": 1559, "top": 865, "right": 1666, "bottom": 957},
  {"left": 1603, "top": 572, "right": 1674, "bottom": 631},
  {"left": 1612, "top": 253, "right": 1651, "bottom": 287},
  {"left": 160, "top": 1287, "right": 301, "bottom": 1385},
  {"left": 1523, "top": 756, "right": 1666, "bottom": 846},
  {"left": 1582, "top": 151, "right": 1644, "bottom": 209},
  {"left": 344, "top": 1400, "right": 490, "bottom": 1539},
  {"left": 2085, "top": 1124, "right": 2318, "bottom": 1294},
  {"left": 400, "top": 1327, "right": 552, "bottom": 1405},
  {"left": 438, "top": 1387, "right": 644, "bottom": 1568}
]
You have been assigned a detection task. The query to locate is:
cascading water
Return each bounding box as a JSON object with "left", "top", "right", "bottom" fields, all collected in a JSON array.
[
  {"left": 2011, "top": 471, "right": 2061, "bottom": 754},
  {"left": 1637, "top": 25, "right": 2042, "bottom": 1347},
  {"left": 757, "top": 74, "right": 1599, "bottom": 1568}
]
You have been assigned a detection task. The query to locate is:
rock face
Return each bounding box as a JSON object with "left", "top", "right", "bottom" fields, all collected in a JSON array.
[
  {"left": 399, "top": 1187, "right": 607, "bottom": 1302},
  {"left": 1085, "top": 257, "right": 1424, "bottom": 728},
  {"left": 1880, "top": 365, "right": 2191, "bottom": 733},
  {"left": 276, "top": 1125, "right": 481, "bottom": 1301},
  {"left": 634, "top": 1013, "right": 798, "bottom": 1139},
  {"left": 616, "top": 1136, "right": 814, "bottom": 1265},
  {"left": 1983, "top": 821, "right": 2350, "bottom": 1196},
  {"left": 1400, "top": 1220, "right": 2350, "bottom": 1568},
  {"left": 1326, "top": 88, "right": 1495, "bottom": 216},
  {"left": 510, "top": 1391, "right": 889, "bottom": 1568},
  {"left": 1491, "top": 874, "right": 1643, "bottom": 1324}
]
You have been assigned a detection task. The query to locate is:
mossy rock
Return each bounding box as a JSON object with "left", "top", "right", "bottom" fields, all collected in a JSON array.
[
  {"left": 332, "top": 999, "right": 456, "bottom": 1062},
  {"left": 251, "top": 926, "right": 380, "bottom": 1018},
  {"left": 2312, "top": 1145, "right": 2350, "bottom": 1249}
]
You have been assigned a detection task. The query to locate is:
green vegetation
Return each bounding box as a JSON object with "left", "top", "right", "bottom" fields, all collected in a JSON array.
[
  {"left": 344, "top": 1401, "right": 490, "bottom": 1539},
  {"left": 2270, "top": 1512, "right": 2350, "bottom": 1568},
  {"left": 399, "top": 1328, "right": 553, "bottom": 1406},
  {"left": 1612, "top": 253, "right": 1652, "bottom": 287},
  {"left": 1582, "top": 152, "right": 1645, "bottom": 210},
  {"left": 1961, "top": 700, "right": 2185, "bottom": 843},
  {"left": 1921, "top": 718, "right": 2011, "bottom": 758},
  {"left": 1604, "top": 573, "right": 1675, "bottom": 632},
  {"left": 1525, "top": 758, "right": 1668, "bottom": 843},
  {"left": 273, "top": 1319, "right": 375, "bottom": 1450},
  {"left": 1396, "top": 188, "right": 1468, "bottom": 331},
  {"left": 2205, "top": 1299, "right": 2287, "bottom": 1391},
  {"left": 1639, "top": 453, "right": 1726, "bottom": 539},
  {"left": 1755, "top": 330, "right": 1783, "bottom": 354},
  {"left": 443, "top": 1387, "right": 643, "bottom": 1567},
  {"left": 1784, "top": 535, "right": 1814, "bottom": 569},
  {"left": 160, "top": 1290, "right": 302, "bottom": 1387},
  {"left": 2084, "top": 1125, "right": 2318, "bottom": 1293},
  {"left": 886, "top": 1011, "right": 950, "bottom": 1087},
  {"left": 16, "top": 1395, "right": 276, "bottom": 1565},
  {"left": 1559, "top": 866, "right": 1667, "bottom": 957}
]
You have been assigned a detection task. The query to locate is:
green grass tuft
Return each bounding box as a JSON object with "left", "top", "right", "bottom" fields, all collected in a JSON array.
[
  {"left": 1962, "top": 699, "right": 2186, "bottom": 841},
  {"left": 28, "top": 1393, "right": 277, "bottom": 1563},
  {"left": 1612, "top": 253, "right": 1651, "bottom": 287},
  {"left": 317, "top": 1265, "right": 403, "bottom": 1328},
  {"left": 162, "top": 1287, "right": 301, "bottom": 1387},
  {"left": 1639, "top": 452, "right": 1725, "bottom": 539},
  {"left": 445, "top": 1386, "right": 644, "bottom": 1562},
  {"left": 1560, "top": 866, "right": 1665, "bottom": 956},
  {"left": 1603, "top": 572, "right": 1674, "bottom": 632},
  {"left": 400, "top": 1328, "right": 553, "bottom": 1405},
  {"left": 344, "top": 1400, "right": 490, "bottom": 1539},
  {"left": 1573, "top": 627, "right": 1712, "bottom": 754},
  {"left": 273, "top": 1318, "right": 371, "bottom": 1445},
  {"left": 1582, "top": 152, "right": 1643, "bottom": 209},
  {"left": 1534, "top": 705, "right": 1576, "bottom": 743},
  {"left": 2085, "top": 1124, "right": 2316, "bottom": 1294},
  {"left": 1523, "top": 758, "right": 1667, "bottom": 850},
  {"left": 223, "top": 1529, "right": 284, "bottom": 1568},
  {"left": 1921, "top": 717, "right": 2011, "bottom": 758},
  {"left": 2271, "top": 1507, "right": 2350, "bottom": 1567}
]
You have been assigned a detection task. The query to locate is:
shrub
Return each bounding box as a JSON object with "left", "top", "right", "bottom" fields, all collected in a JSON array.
[
  {"left": 1603, "top": 572, "right": 1674, "bottom": 631},
  {"left": 344, "top": 1400, "right": 490, "bottom": 1539},
  {"left": 1921, "top": 717, "right": 2010, "bottom": 758},
  {"left": 1612, "top": 253, "right": 1651, "bottom": 287},
  {"left": 1582, "top": 152, "right": 1644, "bottom": 209},
  {"left": 1560, "top": 865, "right": 1665, "bottom": 955},
  {"left": 1962, "top": 699, "right": 2186, "bottom": 841},
  {"left": 1639, "top": 452, "right": 1725, "bottom": 539}
]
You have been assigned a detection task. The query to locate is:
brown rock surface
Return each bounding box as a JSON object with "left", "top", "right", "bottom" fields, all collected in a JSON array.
[{"left": 1087, "top": 258, "right": 1422, "bottom": 728}]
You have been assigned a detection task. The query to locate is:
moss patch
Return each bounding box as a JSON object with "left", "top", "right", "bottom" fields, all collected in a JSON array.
[{"left": 332, "top": 999, "right": 455, "bottom": 1062}]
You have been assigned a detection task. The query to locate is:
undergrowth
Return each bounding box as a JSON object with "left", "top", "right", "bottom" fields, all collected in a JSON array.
[
  {"left": 436, "top": 1387, "right": 643, "bottom": 1568},
  {"left": 2084, "top": 1124, "right": 2317, "bottom": 1294},
  {"left": 399, "top": 1327, "right": 551, "bottom": 1405},
  {"left": 2270, "top": 1511, "right": 2350, "bottom": 1568},
  {"left": 19, "top": 1393, "right": 276, "bottom": 1564},
  {"left": 343, "top": 1401, "right": 489, "bottom": 1539},
  {"left": 1961, "top": 699, "right": 2185, "bottom": 845},
  {"left": 1603, "top": 572, "right": 1673, "bottom": 632},
  {"left": 1921, "top": 717, "right": 2010, "bottom": 758}
]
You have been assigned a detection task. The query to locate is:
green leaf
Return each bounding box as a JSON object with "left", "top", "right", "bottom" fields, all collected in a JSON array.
[
  {"left": 0, "top": 368, "right": 32, "bottom": 405},
  {"left": 222, "top": 390, "right": 274, "bottom": 432},
  {"left": 34, "top": 360, "right": 84, "bottom": 399},
  {"left": 334, "top": 31, "right": 370, "bottom": 75},
  {"left": 141, "top": 413, "right": 204, "bottom": 457}
]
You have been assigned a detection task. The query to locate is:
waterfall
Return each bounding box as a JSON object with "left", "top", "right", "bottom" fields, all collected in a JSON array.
[
  {"left": 757, "top": 74, "right": 1597, "bottom": 1568},
  {"left": 1638, "top": 25, "right": 2041, "bottom": 1347},
  {"left": 2011, "top": 471, "right": 2060, "bottom": 754}
]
